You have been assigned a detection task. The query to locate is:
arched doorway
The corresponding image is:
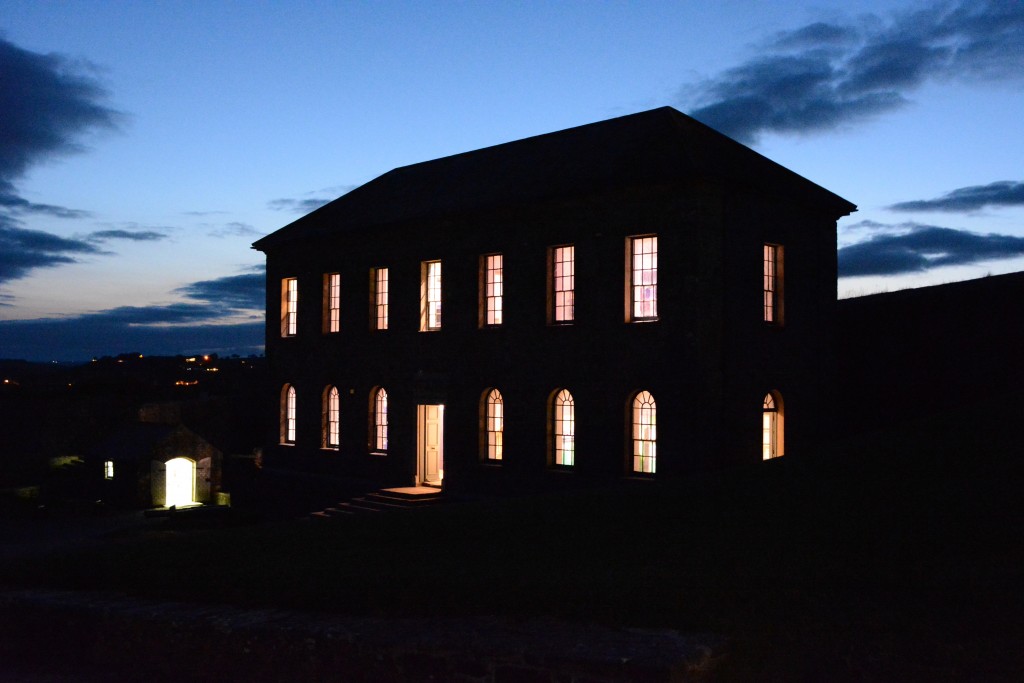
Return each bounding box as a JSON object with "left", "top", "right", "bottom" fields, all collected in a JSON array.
[{"left": 165, "top": 457, "right": 196, "bottom": 507}]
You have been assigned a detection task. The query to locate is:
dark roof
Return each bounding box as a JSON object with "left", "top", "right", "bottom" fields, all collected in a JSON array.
[
  {"left": 254, "top": 106, "right": 856, "bottom": 251},
  {"left": 88, "top": 422, "right": 214, "bottom": 462}
]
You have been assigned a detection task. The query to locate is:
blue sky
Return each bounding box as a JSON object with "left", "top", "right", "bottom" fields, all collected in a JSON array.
[{"left": 1, "top": 0, "right": 1022, "bottom": 361}]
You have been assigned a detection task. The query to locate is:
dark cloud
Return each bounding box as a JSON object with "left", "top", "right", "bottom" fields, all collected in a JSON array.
[
  {"left": 0, "top": 37, "right": 122, "bottom": 281},
  {"left": 88, "top": 229, "right": 168, "bottom": 242},
  {"left": 0, "top": 37, "right": 120, "bottom": 192},
  {"left": 685, "top": 1, "right": 1024, "bottom": 142},
  {"left": 0, "top": 193, "right": 91, "bottom": 219},
  {"left": 889, "top": 181, "right": 1024, "bottom": 212},
  {"left": 175, "top": 270, "right": 265, "bottom": 311},
  {"left": 0, "top": 224, "right": 104, "bottom": 282},
  {"left": 0, "top": 267, "right": 266, "bottom": 361},
  {"left": 839, "top": 223, "right": 1024, "bottom": 277},
  {"left": 0, "top": 317, "right": 263, "bottom": 362}
]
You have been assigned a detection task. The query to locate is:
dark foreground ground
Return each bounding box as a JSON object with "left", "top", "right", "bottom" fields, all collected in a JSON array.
[{"left": 1, "top": 391, "right": 1022, "bottom": 681}]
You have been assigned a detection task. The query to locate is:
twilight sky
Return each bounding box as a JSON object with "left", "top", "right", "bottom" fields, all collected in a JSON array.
[{"left": 1, "top": 0, "right": 1022, "bottom": 361}]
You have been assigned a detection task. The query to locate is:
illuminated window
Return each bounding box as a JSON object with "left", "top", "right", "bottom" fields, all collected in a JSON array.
[
  {"left": 481, "top": 254, "right": 503, "bottom": 327},
  {"left": 323, "top": 386, "right": 340, "bottom": 449},
  {"left": 552, "top": 389, "right": 575, "bottom": 466},
  {"left": 764, "top": 244, "right": 783, "bottom": 324},
  {"left": 370, "top": 267, "right": 389, "bottom": 330},
  {"left": 550, "top": 245, "right": 574, "bottom": 323},
  {"left": 763, "top": 392, "right": 784, "bottom": 459},
  {"left": 628, "top": 235, "right": 658, "bottom": 321},
  {"left": 632, "top": 390, "right": 657, "bottom": 474},
  {"left": 104, "top": 460, "right": 114, "bottom": 480},
  {"left": 281, "top": 278, "right": 298, "bottom": 337},
  {"left": 371, "top": 386, "right": 388, "bottom": 452},
  {"left": 420, "top": 261, "right": 442, "bottom": 331},
  {"left": 324, "top": 273, "right": 340, "bottom": 333},
  {"left": 281, "top": 384, "right": 296, "bottom": 444},
  {"left": 482, "top": 388, "right": 503, "bottom": 460}
]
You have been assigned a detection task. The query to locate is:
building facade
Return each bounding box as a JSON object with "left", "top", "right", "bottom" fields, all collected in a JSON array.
[{"left": 253, "top": 107, "right": 855, "bottom": 495}]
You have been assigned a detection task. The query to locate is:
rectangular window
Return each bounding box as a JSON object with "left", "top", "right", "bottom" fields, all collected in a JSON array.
[
  {"left": 764, "top": 244, "right": 783, "bottom": 324},
  {"left": 323, "top": 273, "right": 340, "bottom": 333},
  {"left": 481, "top": 254, "right": 503, "bottom": 327},
  {"left": 104, "top": 460, "right": 114, "bottom": 480},
  {"left": 420, "top": 260, "right": 442, "bottom": 331},
  {"left": 281, "top": 277, "right": 298, "bottom": 337},
  {"left": 550, "top": 245, "right": 574, "bottom": 323},
  {"left": 628, "top": 235, "right": 658, "bottom": 321},
  {"left": 370, "top": 267, "right": 389, "bottom": 330}
]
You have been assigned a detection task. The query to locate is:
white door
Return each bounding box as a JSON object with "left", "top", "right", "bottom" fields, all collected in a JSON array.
[
  {"left": 418, "top": 404, "right": 444, "bottom": 486},
  {"left": 165, "top": 457, "right": 195, "bottom": 507}
]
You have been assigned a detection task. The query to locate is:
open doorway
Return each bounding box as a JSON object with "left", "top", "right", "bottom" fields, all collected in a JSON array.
[
  {"left": 416, "top": 404, "right": 444, "bottom": 486},
  {"left": 165, "top": 457, "right": 196, "bottom": 507}
]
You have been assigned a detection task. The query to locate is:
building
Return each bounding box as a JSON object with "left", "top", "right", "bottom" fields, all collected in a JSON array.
[{"left": 252, "top": 106, "right": 855, "bottom": 496}]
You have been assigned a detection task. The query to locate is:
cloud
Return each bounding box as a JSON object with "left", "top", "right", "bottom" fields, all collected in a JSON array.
[
  {"left": 267, "top": 197, "right": 333, "bottom": 213},
  {"left": 0, "top": 224, "right": 104, "bottom": 282},
  {"left": 0, "top": 193, "right": 92, "bottom": 219},
  {"left": 838, "top": 223, "right": 1024, "bottom": 277},
  {"left": 889, "top": 180, "right": 1024, "bottom": 212},
  {"left": 268, "top": 185, "right": 355, "bottom": 214},
  {"left": 684, "top": 1, "right": 1024, "bottom": 142},
  {"left": 88, "top": 229, "right": 169, "bottom": 242},
  {"left": 0, "top": 317, "right": 264, "bottom": 362},
  {"left": 175, "top": 270, "right": 264, "bottom": 311},
  {"left": 0, "top": 37, "right": 121, "bottom": 192},
  {"left": 0, "top": 37, "right": 122, "bottom": 282},
  {"left": 208, "top": 221, "right": 260, "bottom": 239},
  {"left": 0, "top": 267, "right": 266, "bottom": 361}
]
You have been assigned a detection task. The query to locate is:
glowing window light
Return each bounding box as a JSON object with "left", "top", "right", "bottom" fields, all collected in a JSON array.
[
  {"left": 552, "top": 245, "right": 575, "bottom": 323},
  {"left": 421, "top": 261, "right": 442, "bottom": 331},
  {"left": 553, "top": 389, "right": 575, "bottom": 466},
  {"left": 324, "top": 386, "right": 340, "bottom": 448},
  {"left": 373, "top": 387, "right": 388, "bottom": 451},
  {"left": 764, "top": 244, "right": 782, "bottom": 324},
  {"left": 485, "top": 388, "right": 503, "bottom": 460},
  {"left": 371, "top": 267, "right": 389, "bottom": 330},
  {"left": 763, "top": 392, "right": 783, "bottom": 459},
  {"left": 630, "top": 236, "right": 658, "bottom": 321},
  {"left": 281, "top": 384, "right": 297, "bottom": 444},
  {"left": 632, "top": 390, "right": 657, "bottom": 474},
  {"left": 483, "top": 254, "right": 503, "bottom": 326},
  {"left": 281, "top": 277, "right": 298, "bottom": 337},
  {"left": 325, "top": 272, "right": 341, "bottom": 333},
  {"left": 104, "top": 460, "right": 114, "bottom": 480}
]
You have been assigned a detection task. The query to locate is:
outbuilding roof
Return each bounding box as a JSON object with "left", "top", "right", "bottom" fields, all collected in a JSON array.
[{"left": 253, "top": 106, "right": 855, "bottom": 251}]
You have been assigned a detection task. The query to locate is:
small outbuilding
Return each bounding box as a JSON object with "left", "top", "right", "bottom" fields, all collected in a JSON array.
[{"left": 92, "top": 421, "right": 222, "bottom": 508}]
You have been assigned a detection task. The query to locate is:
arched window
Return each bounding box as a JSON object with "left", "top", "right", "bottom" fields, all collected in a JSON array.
[
  {"left": 552, "top": 389, "right": 575, "bottom": 466},
  {"left": 762, "top": 392, "right": 784, "bottom": 459},
  {"left": 323, "top": 386, "right": 340, "bottom": 449},
  {"left": 371, "top": 387, "right": 388, "bottom": 452},
  {"left": 280, "top": 384, "right": 297, "bottom": 444},
  {"left": 482, "top": 388, "right": 503, "bottom": 460},
  {"left": 632, "top": 390, "right": 657, "bottom": 473}
]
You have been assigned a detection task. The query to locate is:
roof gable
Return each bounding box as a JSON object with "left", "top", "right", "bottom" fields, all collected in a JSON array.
[{"left": 254, "top": 107, "right": 855, "bottom": 251}]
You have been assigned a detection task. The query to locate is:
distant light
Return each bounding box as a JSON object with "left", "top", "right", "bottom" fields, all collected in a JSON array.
[
  {"left": 203, "top": 355, "right": 210, "bottom": 362},
  {"left": 138, "top": 354, "right": 144, "bottom": 359},
  {"left": 185, "top": 357, "right": 196, "bottom": 363}
]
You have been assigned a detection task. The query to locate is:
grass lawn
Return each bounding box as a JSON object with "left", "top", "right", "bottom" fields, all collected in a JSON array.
[{"left": 3, "top": 393, "right": 1023, "bottom": 681}]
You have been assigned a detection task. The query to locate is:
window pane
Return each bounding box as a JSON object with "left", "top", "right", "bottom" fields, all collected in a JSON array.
[
  {"left": 485, "top": 254, "right": 503, "bottom": 326},
  {"left": 631, "top": 237, "right": 657, "bottom": 320},
  {"left": 632, "top": 391, "right": 656, "bottom": 473},
  {"left": 552, "top": 246, "right": 574, "bottom": 322}
]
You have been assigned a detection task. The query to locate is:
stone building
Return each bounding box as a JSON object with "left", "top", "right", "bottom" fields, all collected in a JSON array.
[{"left": 252, "top": 106, "right": 855, "bottom": 495}]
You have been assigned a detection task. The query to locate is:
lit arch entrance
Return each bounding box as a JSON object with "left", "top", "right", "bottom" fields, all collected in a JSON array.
[{"left": 165, "top": 457, "right": 196, "bottom": 507}]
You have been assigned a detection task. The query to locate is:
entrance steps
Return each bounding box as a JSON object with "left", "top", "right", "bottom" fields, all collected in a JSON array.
[{"left": 311, "top": 486, "right": 444, "bottom": 519}]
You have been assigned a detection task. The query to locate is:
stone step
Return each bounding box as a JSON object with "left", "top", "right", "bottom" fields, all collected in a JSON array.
[{"left": 311, "top": 487, "right": 446, "bottom": 519}]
